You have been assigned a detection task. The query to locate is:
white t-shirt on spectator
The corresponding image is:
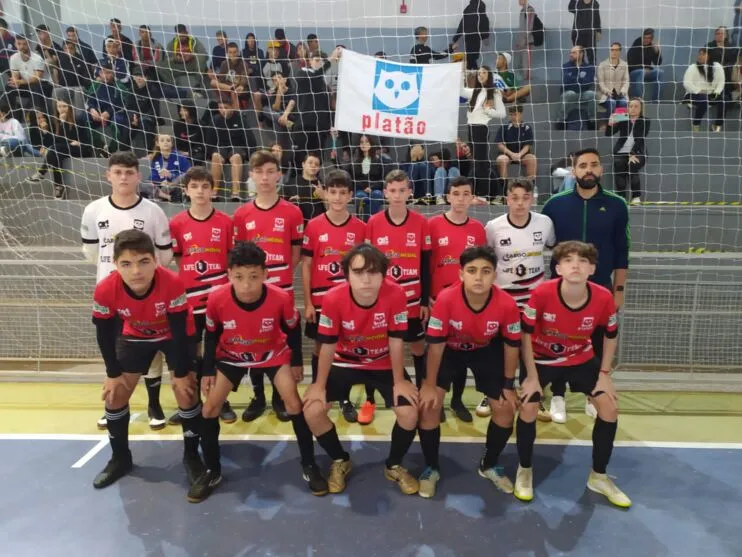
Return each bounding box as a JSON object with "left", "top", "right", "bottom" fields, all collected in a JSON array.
[{"left": 9, "top": 51, "right": 49, "bottom": 82}]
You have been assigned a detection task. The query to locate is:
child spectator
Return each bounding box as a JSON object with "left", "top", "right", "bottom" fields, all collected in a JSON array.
[
  {"left": 0, "top": 102, "right": 39, "bottom": 157},
  {"left": 150, "top": 133, "right": 191, "bottom": 202},
  {"left": 210, "top": 30, "right": 228, "bottom": 72},
  {"left": 409, "top": 26, "right": 448, "bottom": 64},
  {"left": 497, "top": 52, "right": 531, "bottom": 103},
  {"left": 210, "top": 99, "right": 256, "bottom": 200},
  {"left": 173, "top": 101, "right": 205, "bottom": 164},
  {"left": 494, "top": 104, "right": 537, "bottom": 200},
  {"left": 136, "top": 25, "right": 164, "bottom": 81},
  {"left": 345, "top": 134, "right": 386, "bottom": 220},
  {"left": 429, "top": 149, "right": 462, "bottom": 205}
]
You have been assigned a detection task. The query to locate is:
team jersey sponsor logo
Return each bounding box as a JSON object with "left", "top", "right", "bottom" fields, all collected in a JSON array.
[
  {"left": 485, "top": 321, "right": 499, "bottom": 334},
  {"left": 543, "top": 312, "right": 556, "bottom": 322},
  {"left": 424, "top": 235, "right": 431, "bottom": 245},
  {"left": 406, "top": 233, "right": 416, "bottom": 247},
  {"left": 117, "top": 308, "right": 131, "bottom": 318},
  {"left": 345, "top": 232, "right": 356, "bottom": 245},
  {"left": 449, "top": 320, "right": 463, "bottom": 330},
  {"left": 507, "top": 322, "right": 521, "bottom": 334},
  {"left": 155, "top": 302, "right": 167, "bottom": 316},
  {"left": 211, "top": 228, "right": 222, "bottom": 241},
  {"left": 183, "top": 232, "right": 192, "bottom": 241},
  {"left": 285, "top": 314, "right": 298, "bottom": 328},
  {"left": 524, "top": 305, "right": 537, "bottom": 319},
  {"left": 246, "top": 221, "right": 256, "bottom": 231},
  {"left": 437, "top": 236, "right": 449, "bottom": 246},
  {"left": 533, "top": 231, "right": 543, "bottom": 244},
  {"left": 428, "top": 316, "right": 443, "bottom": 330},
  {"left": 169, "top": 294, "right": 187, "bottom": 309},
  {"left": 373, "top": 312, "right": 387, "bottom": 328},
  {"left": 319, "top": 233, "right": 329, "bottom": 242},
  {"left": 579, "top": 316, "right": 595, "bottom": 330},
  {"left": 466, "top": 235, "right": 476, "bottom": 246},
  {"left": 393, "top": 311, "right": 407, "bottom": 325},
  {"left": 260, "top": 318, "right": 275, "bottom": 332},
  {"left": 97, "top": 220, "right": 109, "bottom": 229},
  {"left": 608, "top": 313, "right": 618, "bottom": 327},
  {"left": 273, "top": 218, "right": 285, "bottom": 232},
  {"left": 499, "top": 237, "right": 511, "bottom": 247},
  {"left": 133, "top": 219, "right": 145, "bottom": 230},
  {"left": 223, "top": 319, "right": 237, "bottom": 330},
  {"left": 342, "top": 320, "right": 355, "bottom": 330},
  {"left": 319, "top": 314, "right": 333, "bottom": 328},
  {"left": 376, "top": 236, "right": 389, "bottom": 246},
  {"left": 302, "top": 235, "right": 310, "bottom": 245}
]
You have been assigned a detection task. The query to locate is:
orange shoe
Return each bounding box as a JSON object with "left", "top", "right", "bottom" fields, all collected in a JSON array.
[{"left": 357, "top": 401, "right": 376, "bottom": 425}]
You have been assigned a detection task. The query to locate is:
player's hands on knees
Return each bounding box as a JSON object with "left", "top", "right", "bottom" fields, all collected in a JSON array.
[
  {"left": 290, "top": 365, "right": 304, "bottom": 382},
  {"left": 102, "top": 376, "right": 126, "bottom": 406},
  {"left": 500, "top": 388, "right": 520, "bottom": 413},
  {"left": 418, "top": 383, "right": 439, "bottom": 410},
  {"left": 201, "top": 375, "right": 216, "bottom": 399},
  {"left": 303, "top": 383, "right": 327, "bottom": 409},
  {"left": 594, "top": 373, "right": 618, "bottom": 404},
  {"left": 394, "top": 379, "right": 419, "bottom": 407},
  {"left": 304, "top": 304, "right": 316, "bottom": 322},
  {"left": 519, "top": 375, "right": 542, "bottom": 405},
  {"left": 173, "top": 375, "right": 195, "bottom": 398}
]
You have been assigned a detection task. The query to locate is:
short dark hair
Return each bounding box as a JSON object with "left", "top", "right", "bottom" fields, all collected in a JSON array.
[
  {"left": 460, "top": 246, "right": 496, "bottom": 268},
  {"left": 226, "top": 41, "right": 239, "bottom": 50},
  {"left": 175, "top": 24, "right": 188, "bottom": 34},
  {"left": 307, "top": 33, "right": 318, "bottom": 41},
  {"left": 302, "top": 151, "right": 321, "bottom": 163},
  {"left": 108, "top": 151, "right": 139, "bottom": 169},
  {"left": 110, "top": 18, "right": 122, "bottom": 24},
  {"left": 15, "top": 34, "right": 28, "bottom": 43},
  {"left": 342, "top": 244, "right": 388, "bottom": 277},
  {"left": 446, "top": 176, "right": 473, "bottom": 194},
  {"left": 384, "top": 168, "right": 409, "bottom": 186},
  {"left": 249, "top": 149, "right": 280, "bottom": 171},
  {"left": 216, "top": 30, "right": 226, "bottom": 37},
  {"left": 552, "top": 241, "right": 598, "bottom": 265},
  {"left": 183, "top": 166, "right": 214, "bottom": 188},
  {"left": 508, "top": 104, "right": 523, "bottom": 113},
  {"left": 507, "top": 178, "right": 533, "bottom": 194},
  {"left": 414, "top": 26, "right": 428, "bottom": 37},
  {"left": 35, "top": 24, "right": 49, "bottom": 32},
  {"left": 139, "top": 25, "right": 151, "bottom": 31},
  {"left": 611, "top": 41, "right": 622, "bottom": 49},
  {"left": 0, "top": 19, "right": 8, "bottom": 29},
  {"left": 573, "top": 148, "right": 601, "bottom": 165},
  {"left": 643, "top": 28, "right": 655, "bottom": 37},
  {"left": 65, "top": 26, "right": 77, "bottom": 33},
  {"left": 274, "top": 28, "right": 286, "bottom": 40},
  {"left": 229, "top": 241, "right": 267, "bottom": 269},
  {"left": 113, "top": 229, "right": 155, "bottom": 261},
  {"left": 323, "top": 169, "right": 352, "bottom": 190}
]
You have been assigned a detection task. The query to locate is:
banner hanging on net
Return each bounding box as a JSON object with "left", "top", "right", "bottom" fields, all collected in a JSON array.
[{"left": 334, "top": 49, "right": 462, "bottom": 142}]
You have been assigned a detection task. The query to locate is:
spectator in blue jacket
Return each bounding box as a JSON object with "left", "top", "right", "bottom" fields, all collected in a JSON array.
[
  {"left": 149, "top": 133, "right": 191, "bottom": 201},
  {"left": 556, "top": 45, "right": 596, "bottom": 129}
]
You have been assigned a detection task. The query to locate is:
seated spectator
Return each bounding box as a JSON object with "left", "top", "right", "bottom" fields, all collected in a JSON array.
[
  {"left": 103, "top": 18, "right": 136, "bottom": 63},
  {"left": 5, "top": 35, "right": 53, "bottom": 115},
  {"left": 242, "top": 33, "right": 264, "bottom": 92},
  {"left": 160, "top": 24, "right": 208, "bottom": 93},
  {"left": 326, "top": 126, "right": 351, "bottom": 166},
  {"left": 273, "top": 28, "right": 297, "bottom": 61},
  {"left": 35, "top": 24, "right": 62, "bottom": 84},
  {"left": 173, "top": 100, "right": 205, "bottom": 164},
  {"left": 707, "top": 26, "right": 739, "bottom": 102},
  {"left": 496, "top": 52, "right": 531, "bottom": 103},
  {"left": 136, "top": 25, "right": 165, "bottom": 81},
  {"left": 26, "top": 109, "right": 55, "bottom": 154},
  {"left": 65, "top": 26, "right": 98, "bottom": 70},
  {"left": 495, "top": 104, "right": 537, "bottom": 197},
  {"left": 454, "top": 137, "right": 473, "bottom": 177},
  {"left": 627, "top": 28, "right": 663, "bottom": 103},
  {"left": 597, "top": 42, "right": 629, "bottom": 117},
  {"left": 282, "top": 151, "right": 325, "bottom": 222},
  {"left": 606, "top": 97, "right": 649, "bottom": 204},
  {"left": 210, "top": 42, "right": 250, "bottom": 107},
  {"left": 210, "top": 99, "right": 256, "bottom": 201},
  {"left": 410, "top": 26, "right": 448, "bottom": 64},
  {"left": 0, "top": 18, "right": 16, "bottom": 75},
  {"left": 253, "top": 41, "right": 291, "bottom": 122},
  {"left": 731, "top": 53, "right": 742, "bottom": 102},
  {"left": 555, "top": 45, "right": 596, "bottom": 130},
  {"left": 429, "top": 149, "right": 461, "bottom": 205},
  {"left": 26, "top": 96, "right": 93, "bottom": 198},
  {"left": 210, "top": 30, "right": 228, "bottom": 73},
  {"left": 0, "top": 102, "right": 40, "bottom": 157},
  {"left": 401, "top": 144, "right": 433, "bottom": 202},
  {"left": 149, "top": 133, "right": 191, "bottom": 202},
  {"left": 85, "top": 60, "right": 128, "bottom": 154},
  {"left": 345, "top": 134, "right": 386, "bottom": 219},
  {"left": 550, "top": 152, "right": 577, "bottom": 193},
  {"left": 292, "top": 42, "right": 309, "bottom": 73},
  {"left": 99, "top": 38, "right": 131, "bottom": 87},
  {"left": 58, "top": 39, "right": 93, "bottom": 89},
  {"left": 126, "top": 67, "right": 159, "bottom": 150},
  {"left": 683, "top": 47, "right": 726, "bottom": 132}
]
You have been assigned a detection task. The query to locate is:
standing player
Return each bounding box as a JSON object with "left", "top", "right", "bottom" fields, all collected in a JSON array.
[
  {"left": 301, "top": 169, "right": 366, "bottom": 422},
  {"left": 363, "top": 169, "right": 431, "bottom": 424},
  {"left": 91, "top": 230, "right": 204, "bottom": 490},
  {"left": 516, "top": 240, "right": 630, "bottom": 508},
  {"left": 303, "top": 244, "right": 420, "bottom": 495},
  {"left": 479, "top": 179, "right": 554, "bottom": 419},
  {"left": 427, "top": 176, "right": 486, "bottom": 422},
  {"left": 418, "top": 246, "right": 522, "bottom": 498},
  {"left": 232, "top": 150, "right": 304, "bottom": 422},
  {"left": 193, "top": 241, "right": 325, "bottom": 503},
  {"left": 80, "top": 151, "right": 173, "bottom": 431},
  {"left": 169, "top": 166, "right": 236, "bottom": 423}
]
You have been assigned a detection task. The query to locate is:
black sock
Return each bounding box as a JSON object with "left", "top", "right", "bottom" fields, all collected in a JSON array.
[
  {"left": 179, "top": 402, "right": 202, "bottom": 457},
  {"left": 272, "top": 387, "right": 283, "bottom": 409},
  {"left": 516, "top": 418, "right": 536, "bottom": 468},
  {"left": 311, "top": 354, "right": 319, "bottom": 383},
  {"left": 290, "top": 413, "right": 316, "bottom": 466},
  {"left": 480, "top": 421, "right": 513, "bottom": 470},
  {"left": 451, "top": 367, "right": 466, "bottom": 407},
  {"left": 365, "top": 384, "right": 375, "bottom": 403},
  {"left": 592, "top": 417, "right": 617, "bottom": 474},
  {"left": 551, "top": 379, "right": 566, "bottom": 398},
  {"left": 105, "top": 405, "right": 131, "bottom": 462},
  {"left": 250, "top": 369, "right": 265, "bottom": 401},
  {"left": 144, "top": 376, "right": 161, "bottom": 408},
  {"left": 418, "top": 426, "right": 441, "bottom": 470},
  {"left": 316, "top": 425, "right": 349, "bottom": 461},
  {"left": 386, "top": 422, "right": 417, "bottom": 469},
  {"left": 199, "top": 417, "right": 221, "bottom": 475},
  {"left": 413, "top": 353, "right": 426, "bottom": 389}
]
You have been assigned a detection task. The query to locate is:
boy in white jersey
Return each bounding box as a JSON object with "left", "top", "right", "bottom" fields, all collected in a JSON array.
[
  {"left": 479, "top": 179, "right": 554, "bottom": 417},
  {"left": 80, "top": 151, "right": 174, "bottom": 429}
]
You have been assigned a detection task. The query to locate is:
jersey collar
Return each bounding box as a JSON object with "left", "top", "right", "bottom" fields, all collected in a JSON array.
[
  {"left": 123, "top": 271, "right": 157, "bottom": 300},
  {"left": 108, "top": 195, "right": 143, "bottom": 211},
  {"left": 506, "top": 212, "right": 532, "bottom": 229},
  {"left": 187, "top": 208, "right": 216, "bottom": 222},
  {"left": 231, "top": 284, "right": 267, "bottom": 311},
  {"left": 461, "top": 283, "right": 494, "bottom": 315},
  {"left": 384, "top": 208, "right": 410, "bottom": 227},
  {"left": 556, "top": 277, "right": 592, "bottom": 312}
]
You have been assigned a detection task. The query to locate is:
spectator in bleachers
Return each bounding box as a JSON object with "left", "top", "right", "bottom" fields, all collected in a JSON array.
[
  {"left": 627, "top": 28, "right": 663, "bottom": 103},
  {"left": 555, "top": 45, "right": 596, "bottom": 130},
  {"left": 410, "top": 26, "right": 448, "bottom": 64},
  {"left": 401, "top": 144, "right": 432, "bottom": 202},
  {"left": 551, "top": 152, "right": 577, "bottom": 193},
  {"left": 606, "top": 97, "right": 649, "bottom": 204},
  {"left": 292, "top": 42, "right": 310, "bottom": 72},
  {"left": 160, "top": 24, "right": 208, "bottom": 93},
  {"left": 455, "top": 137, "right": 473, "bottom": 177},
  {"left": 496, "top": 52, "right": 531, "bottom": 103},
  {"left": 34, "top": 24, "right": 61, "bottom": 84},
  {"left": 136, "top": 25, "right": 164, "bottom": 81},
  {"left": 307, "top": 34, "right": 326, "bottom": 58},
  {"left": 242, "top": 33, "right": 264, "bottom": 88},
  {"left": 210, "top": 30, "right": 228, "bottom": 73},
  {"left": 683, "top": 47, "right": 726, "bottom": 132},
  {"left": 495, "top": 104, "right": 537, "bottom": 198},
  {"left": 597, "top": 42, "right": 629, "bottom": 117},
  {"left": 65, "top": 27, "right": 97, "bottom": 70},
  {"left": 85, "top": 59, "right": 127, "bottom": 154},
  {"left": 271, "top": 141, "right": 296, "bottom": 183},
  {"left": 0, "top": 18, "right": 15, "bottom": 75},
  {"left": 263, "top": 71, "right": 296, "bottom": 144},
  {"left": 734, "top": 1, "right": 742, "bottom": 47},
  {"left": 450, "top": 0, "right": 490, "bottom": 71},
  {"left": 173, "top": 100, "right": 205, "bottom": 164},
  {"left": 126, "top": 67, "right": 158, "bottom": 150},
  {"left": 149, "top": 133, "right": 191, "bottom": 202},
  {"left": 707, "top": 26, "right": 739, "bottom": 103},
  {"left": 568, "top": 0, "right": 601, "bottom": 66},
  {"left": 732, "top": 53, "right": 742, "bottom": 102},
  {"left": 210, "top": 41, "right": 250, "bottom": 107},
  {"left": 103, "top": 18, "right": 136, "bottom": 63},
  {"left": 0, "top": 101, "right": 39, "bottom": 157},
  {"left": 5, "top": 35, "right": 53, "bottom": 115},
  {"left": 274, "top": 28, "right": 297, "bottom": 61},
  {"left": 58, "top": 39, "right": 93, "bottom": 89},
  {"left": 283, "top": 151, "right": 325, "bottom": 222},
  {"left": 99, "top": 38, "right": 131, "bottom": 88},
  {"left": 252, "top": 41, "right": 291, "bottom": 123},
  {"left": 514, "top": 0, "right": 537, "bottom": 80},
  {"left": 26, "top": 108, "right": 54, "bottom": 154},
  {"left": 429, "top": 149, "right": 461, "bottom": 205},
  {"left": 346, "top": 134, "right": 386, "bottom": 219},
  {"left": 210, "top": 98, "right": 256, "bottom": 201}
]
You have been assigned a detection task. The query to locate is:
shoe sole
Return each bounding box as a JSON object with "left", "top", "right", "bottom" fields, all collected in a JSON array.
[
  {"left": 302, "top": 474, "right": 329, "bottom": 497},
  {"left": 475, "top": 409, "right": 491, "bottom": 418},
  {"left": 241, "top": 412, "right": 265, "bottom": 423},
  {"left": 149, "top": 420, "right": 167, "bottom": 431},
  {"left": 514, "top": 489, "right": 534, "bottom": 502},
  {"left": 551, "top": 416, "right": 567, "bottom": 424},
  {"left": 96, "top": 422, "right": 107, "bottom": 430},
  {"left": 384, "top": 469, "right": 419, "bottom": 495},
  {"left": 586, "top": 482, "right": 632, "bottom": 509},
  {"left": 93, "top": 464, "right": 133, "bottom": 489},
  {"left": 220, "top": 415, "right": 238, "bottom": 424},
  {"left": 357, "top": 416, "right": 374, "bottom": 425}
]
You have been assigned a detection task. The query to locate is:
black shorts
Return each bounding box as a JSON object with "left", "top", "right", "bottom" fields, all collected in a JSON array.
[
  {"left": 437, "top": 343, "right": 505, "bottom": 399},
  {"left": 193, "top": 313, "right": 206, "bottom": 343},
  {"left": 326, "top": 367, "right": 412, "bottom": 407},
  {"left": 304, "top": 310, "right": 322, "bottom": 340},
  {"left": 217, "top": 362, "right": 282, "bottom": 390},
  {"left": 116, "top": 336, "right": 197, "bottom": 374},
  {"left": 405, "top": 317, "right": 425, "bottom": 343},
  {"left": 536, "top": 357, "right": 600, "bottom": 395}
]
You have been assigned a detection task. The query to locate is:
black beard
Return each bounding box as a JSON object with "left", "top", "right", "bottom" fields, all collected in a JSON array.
[{"left": 576, "top": 176, "right": 599, "bottom": 189}]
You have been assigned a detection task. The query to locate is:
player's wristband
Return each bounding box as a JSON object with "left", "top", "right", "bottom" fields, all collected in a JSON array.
[
  {"left": 615, "top": 285, "right": 625, "bottom": 292},
  {"left": 599, "top": 369, "right": 611, "bottom": 375},
  {"left": 503, "top": 377, "right": 516, "bottom": 390}
]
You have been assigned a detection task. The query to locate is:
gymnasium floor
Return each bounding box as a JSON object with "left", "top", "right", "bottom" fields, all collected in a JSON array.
[{"left": 3, "top": 383, "right": 742, "bottom": 557}]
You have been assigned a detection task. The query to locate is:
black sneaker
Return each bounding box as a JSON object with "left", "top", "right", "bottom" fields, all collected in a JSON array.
[
  {"left": 273, "top": 397, "right": 290, "bottom": 422},
  {"left": 242, "top": 397, "right": 267, "bottom": 422},
  {"left": 220, "top": 401, "right": 237, "bottom": 424},
  {"left": 148, "top": 404, "right": 167, "bottom": 430},
  {"left": 451, "top": 403, "right": 473, "bottom": 423},
  {"left": 341, "top": 400, "right": 358, "bottom": 423},
  {"left": 183, "top": 454, "right": 207, "bottom": 486},
  {"left": 93, "top": 456, "right": 133, "bottom": 489},
  {"left": 187, "top": 470, "right": 222, "bottom": 503},
  {"left": 302, "top": 462, "right": 329, "bottom": 496},
  {"left": 167, "top": 412, "right": 183, "bottom": 426}
]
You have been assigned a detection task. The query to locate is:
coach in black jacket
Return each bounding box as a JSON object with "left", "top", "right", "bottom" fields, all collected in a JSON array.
[{"left": 605, "top": 97, "right": 650, "bottom": 203}]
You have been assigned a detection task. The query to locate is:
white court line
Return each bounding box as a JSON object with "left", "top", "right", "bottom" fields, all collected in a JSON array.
[
  {"left": 1, "top": 433, "right": 742, "bottom": 450},
  {"left": 70, "top": 438, "right": 108, "bottom": 468}
]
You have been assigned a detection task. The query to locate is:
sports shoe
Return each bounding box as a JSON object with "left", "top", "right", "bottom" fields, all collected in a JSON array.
[
  {"left": 273, "top": 397, "right": 290, "bottom": 422},
  {"left": 418, "top": 466, "right": 441, "bottom": 499},
  {"left": 187, "top": 469, "right": 223, "bottom": 503},
  {"left": 587, "top": 471, "right": 632, "bottom": 508},
  {"left": 93, "top": 456, "right": 133, "bottom": 489},
  {"left": 148, "top": 404, "right": 167, "bottom": 430},
  {"left": 327, "top": 458, "right": 352, "bottom": 493},
  {"left": 451, "top": 402, "right": 473, "bottom": 423},
  {"left": 475, "top": 397, "right": 491, "bottom": 418},
  {"left": 537, "top": 402, "right": 552, "bottom": 422},
  {"left": 167, "top": 412, "right": 182, "bottom": 426},
  {"left": 514, "top": 465, "right": 534, "bottom": 502},
  {"left": 25, "top": 171, "right": 43, "bottom": 183},
  {"left": 341, "top": 400, "right": 358, "bottom": 423},
  {"left": 220, "top": 401, "right": 237, "bottom": 424},
  {"left": 549, "top": 396, "right": 567, "bottom": 424},
  {"left": 478, "top": 465, "right": 514, "bottom": 494},
  {"left": 357, "top": 401, "right": 376, "bottom": 425},
  {"left": 585, "top": 398, "right": 598, "bottom": 419},
  {"left": 242, "top": 397, "right": 267, "bottom": 422},
  {"left": 97, "top": 415, "right": 107, "bottom": 429},
  {"left": 435, "top": 195, "right": 446, "bottom": 205},
  {"left": 630, "top": 196, "right": 641, "bottom": 205},
  {"left": 183, "top": 454, "right": 207, "bottom": 485},
  {"left": 384, "top": 465, "right": 419, "bottom": 495},
  {"left": 302, "top": 462, "right": 329, "bottom": 496}
]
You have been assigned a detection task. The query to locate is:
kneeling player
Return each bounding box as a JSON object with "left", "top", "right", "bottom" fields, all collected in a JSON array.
[
  {"left": 91, "top": 229, "right": 204, "bottom": 490},
  {"left": 303, "top": 244, "right": 420, "bottom": 495},
  {"left": 419, "top": 246, "right": 522, "bottom": 498},
  {"left": 517, "top": 241, "right": 630, "bottom": 508},
  {"left": 194, "top": 241, "right": 324, "bottom": 503}
]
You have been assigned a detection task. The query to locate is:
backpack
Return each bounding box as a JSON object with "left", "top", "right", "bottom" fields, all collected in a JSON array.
[{"left": 531, "top": 11, "right": 545, "bottom": 47}]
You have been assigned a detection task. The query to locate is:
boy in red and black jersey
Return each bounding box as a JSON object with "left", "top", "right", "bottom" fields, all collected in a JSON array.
[
  {"left": 419, "top": 246, "right": 521, "bottom": 498},
  {"left": 303, "top": 244, "right": 421, "bottom": 496},
  {"left": 517, "top": 240, "right": 630, "bottom": 508},
  {"left": 90, "top": 230, "right": 203, "bottom": 494},
  {"left": 232, "top": 150, "right": 303, "bottom": 422},
  {"left": 194, "top": 241, "right": 325, "bottom": 502}
]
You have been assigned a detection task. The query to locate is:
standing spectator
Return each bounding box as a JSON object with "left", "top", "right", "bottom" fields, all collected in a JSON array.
[
  {"left": 263, "top": 71, "right": 297, "bottom": 146},
  {"left": 706, "top": 26, "right": 739, "bottom": 103},
  {"left": 149, "top": 133, "right": 191, "bottom": 201},
  {"left": 283, "top": 151, "right": 325, "bottom": 223},
  {"left": 173, "top": 101, "right": 205, "bottom": 164},
  {"left": 58, "top": 39, "right": 93, "bottom": 89},
  {"left": 136, "top": 25, "right": 164, "bottom": 81},
  {"left": 252, "top": 41, "right": 290, "bottom": 122},
  {"left": 210, "top": 30, "right": 228, "bottom": 72},
  {"left": 160, "top": 24, "right": 208, "bottom": 93},
  {"left": 306, "top": 34, "right": 325, "bottom": 58},
  {"left": 242, "top": 33, "right": 264, "bottom": 91},
  {"left": 65, "top": 26, "right": 98, "bottom": 69},
  {"left": 273, "top": 28, "right": 297, "bottom": 61},
  {"left": 210, "top": 42, "right": 250, "bottom": 107},
  {"left": 210, "top": 99, "right": 256, "bottom": 200},
  {"left": 345, "top": 134, "right": 386, "bottom": 219},
  {"left": 497, "top": 52, "right": 531, "bottom": 103},
  {"left": 732, "top": 52, "right": 742, "bottom": 102},
  {"left": 626, "top": 28, "right": 663, "bottom": 103},
  {"left": 514, "top": 0, "right": 537, "bottom": 80},
  {"left": 683, "top": 47, "right": 726, "bottom": 132},
  {"left": 99, "top": 38, "right": 131, "bottom": 88},
  {"left": 606, "top": 97, "right": 649, "bottom": 204},
  {"left": 597, "top": 42, "right": 630, "bottom": 116},
  {"left": 494, "top": 105, "right": 537, "bottom": 198},
  {"left": 34, "top": 24, "right": 61, "bottom": 84},
  {"left": 5, "top": 35, "right": 53, "bottom": 115},
  {"left": 568, "top": 0, "right": 601, "bottom": 66},
  {"left": 450, "top": 0, "right": 490, "bottom": 71},
  {"left": 410, "top": 26, "right": 448, "bottom": 64},
  {"left": 733, "top": 0, "right": 742, "bottom": 48},
  {"left": 0, "top": 18, "right": 15, "bottom": 75},
  {"left": 555, "top": 45, "right": 596, "bottom": 130},
  {"left": 102, "top": 18, "right": 136, "bottom": 63}
]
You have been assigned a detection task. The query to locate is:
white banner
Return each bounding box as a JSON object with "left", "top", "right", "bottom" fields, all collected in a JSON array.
[{"left": 334, "top": 49, "right": 462, "bottom": 143}]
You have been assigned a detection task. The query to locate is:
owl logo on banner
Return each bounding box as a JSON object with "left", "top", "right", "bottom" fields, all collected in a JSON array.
[{"left": 372, "top": 61, "right": 423, "bottom": 116}]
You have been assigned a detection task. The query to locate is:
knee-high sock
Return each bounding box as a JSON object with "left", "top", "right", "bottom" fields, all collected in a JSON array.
[
  {"left": 418, "top": 426, "right": 441, "bottom": 470},
  {"left": 311, "top": 354, "right": 319, "bottom": 383},
  {"left": 250, "top": 369, "right": 265, "bottom": 400},
  {"left": 592, "top": 417, "right": 617, "bottom": 474},
  {"left": 451, "top": 367, "right": 466, "bottom": 407},
  {"left": 385, "top": 422, "right": 417, "bottom": 468},
  {"left": 105, "top": 405, "right": 131, "bottom": 461},
  {"left": 144, "top": 376, "right": 161, "bottom": 408},
  {"left": 290, "top": 413, "right": 316, "bottom": 466},
  {"left": 200, "top": 417, "right": 221, "bottom": 475},
  {"left": 481, "top": 420, "right": 512, "bottom": 470},
  {"left": 413, "top": 354, "right": 426, "bottom": 389},
  {"left": 516, "top": 417, "right": 536, "bottom": 468},
  {"left": 316, "top": 425, "right": 349, "bottom": 461},
  {"left": 179, "top": 402, "right": 202, "bottom": 457}
]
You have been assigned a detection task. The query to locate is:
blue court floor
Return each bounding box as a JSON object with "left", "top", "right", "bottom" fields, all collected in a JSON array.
[{"left": 2, "top": 438, "right": 740, "bottom": 557}]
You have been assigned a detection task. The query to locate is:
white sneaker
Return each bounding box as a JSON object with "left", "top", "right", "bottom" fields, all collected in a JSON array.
[
  {"left": 475, "top": 397, "right": 491, "bottom": 417},
  {"left": 97, "top": 415, "right": 107, "bottom": 429},
  {"left": 478, "top": 466, "right": 514, "bottom": 494},
  {"left": 514, "top": 465, "right": 534, "bottom": 502},
  {"left": 435, "top": 195, "right": 446, "bottom": 205},
  {"left": 549, "top": 396, "right": 567, "bottom": 423},
  {"left": 585, "top": 398, "right": 598, "bottom": 419},
  {"left": 418, "top": 466, "right": 441, "bottom": 499},
  {"left": 630, "top": 196, "right": 641, "bottom": 204},
  {"left": 0, "top": 146, "right": 9, "bottom": 157},
  {"left": 587, "top": 471, "right": 632, "bottom": 508}
]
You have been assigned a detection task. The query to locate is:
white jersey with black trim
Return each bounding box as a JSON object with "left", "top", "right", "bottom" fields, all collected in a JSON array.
[
  {"left": 485, "top": 211, "right": 555, "bottom": 308},
  {"left": 80, "top": 196, "right": 172, "bottom": 283}
]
